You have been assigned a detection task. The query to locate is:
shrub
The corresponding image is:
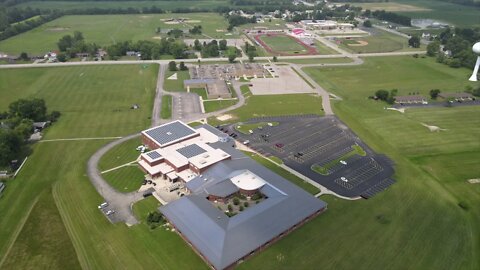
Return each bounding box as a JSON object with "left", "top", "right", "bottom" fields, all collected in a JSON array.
[
  {"left": 233, "top": 198, "right": 240, "bottom": 205},
  {"left": 239, "top": 206, "right": 244, "bottom": 211},
  {"left": 244, "top": 202, "right": 249, "bottom": 207},
  {"left": 227, "top": 204, "right": 233, "bottom": 211}
]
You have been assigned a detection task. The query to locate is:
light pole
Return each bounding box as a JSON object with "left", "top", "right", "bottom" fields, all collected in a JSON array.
[{"left": 468, "top": 42, "right": 480, "bottom": 81}]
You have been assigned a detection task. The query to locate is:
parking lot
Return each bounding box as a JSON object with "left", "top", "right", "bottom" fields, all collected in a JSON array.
[{"left": 224, "top": 115, "right": 395, "bottom": 198}]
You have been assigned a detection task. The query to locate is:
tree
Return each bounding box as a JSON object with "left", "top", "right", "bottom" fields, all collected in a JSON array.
[
  {"left": 57, "top": 34, "right": 73, "bottom": 51},
  {"left": 19, "top": 52, "right": 29, "bottom": 61},
  {"left": 408, "top": 36, "right": 421, "bottom": 48},
  {"left": 429, "top": 89, "right": 441, "bottom": 99},
  {"left": 179, "top": 61, "right": 188, "bottom": 71},
  {"left": 272, "top": 56, "right": 278, "bottom": 62},
  {"left": 363, "top": 20, "right": 372, "bottom": 27},
  {"left": 219, "top": 39, "right": 227, "bottom": 50},
  {"left": 426, "top": 41, "right": 440, "bottom": 57},
  {"left": 14, "top": 118, "right": 33, "bottom": 140},
  {"left": 193, "top": 39, "right": 202, "bottom": 51},
  {"left": 9, "top": 98, "right": 47, "bottom": 122},
  {"left": 168, "top": 61, "right": 177, "bottom": 71},
  {"left": 48, "top": 111, "right": 61, "bottom": 122},
  {"left": 57, "top": 53, "right": 67, "bottom": 62},
  {"left": 248, "top": 50, "right": 255, "bottom": 62},
  {"left": 228, "top": 53, "right": 236, "bottom": 63},
  {"left": 375, "top": 89, "right": 389, "bottom": 101},
  {"left": 0, "top": 129, "right": 22, "bottom": 166}
]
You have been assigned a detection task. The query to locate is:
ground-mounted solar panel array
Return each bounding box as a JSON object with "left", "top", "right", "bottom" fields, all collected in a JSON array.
[
  {"left": 144, "top": 121, "right": 197, "bottom": 146},
  {"left": 226, "top": 115, "right": 395, "bottom": 198}
]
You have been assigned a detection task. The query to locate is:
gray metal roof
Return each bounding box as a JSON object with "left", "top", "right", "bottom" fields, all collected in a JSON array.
[
  {"left": 143, "top": 121, "right": 197, "bottom": 147},
  {"left": 146, "top": 151, "right": 162, "bottom": 160},
  {"left": 160, "top": 141, "right": 327, "bottom": 270},
  {"left": 176, "top": 144, "right": 207, "bottom": 159},
  {"left": 204, "top": 179, "right": 239, "bottom": 198}
]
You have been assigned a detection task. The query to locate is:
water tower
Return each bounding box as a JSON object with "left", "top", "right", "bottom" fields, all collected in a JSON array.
[{"left": 469, "top": 42, "right": 480, "bottom": 81}]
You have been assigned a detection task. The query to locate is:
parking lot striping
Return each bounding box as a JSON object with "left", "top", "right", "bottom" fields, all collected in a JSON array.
[
  {"left": 101, "top": 160, "right": 138, "bottom": 174},
  {"left": 39, "top": 137, "right": 123, "bottom": 142}
]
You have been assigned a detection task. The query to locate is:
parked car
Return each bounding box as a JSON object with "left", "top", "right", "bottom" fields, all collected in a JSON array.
[
  {"left": 98, "top": 202, "right": 108, "bottom": 209},
  {"left": 106, "top": 210, "right": 115, "bottom": 215}
]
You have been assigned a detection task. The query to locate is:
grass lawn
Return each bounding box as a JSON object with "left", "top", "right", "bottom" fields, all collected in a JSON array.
[
  {"left": 314, "top": 41, "right": 340, "bottom": 55},
  {"left": 242, "top": 55, "right": 480, "bottom": 270},
  {"left": 259, "top": 35, "right": 306, "bottom": 54},
  {"left": 312, "top": 144, "right": 366, "bottom": 175},
  {"left": 203, "top": 99, "right": 237, "bottom": 113},
  {"left": 209, "top": 94, "right": 324, "bottom": 126},
  {"left": 163, "top": 70, "right": 189, "bottom": 92},
  {"left": 0, "top": 13, "right": 233, "bottom": 55},
  {"left": 132, "top": 196, "right": 162, "bottom": 222},
  {"left": 278, "top": 57, "right": 353, "bottom": 65},
  {"left": 244, "top": 152, "right": 319, "bottom": 195},
  {"left": 161, "top": 95, "right": 172, "bottom": 119},
  {"left": 98, "top": 137, "right": 141, "bottom": 171},
  {"left": 234, "top": 121, "right": 279, "bottom": 134},
  {"left": 190, "top": 87, "right": 208, "bottom": 99},
  {"left": 0, "top": 64, "right": 208, "bottom": 270},
  {"left": 102, "top": 165, "right": 145, "bottom": 193},
  {"left": 338, "top": 28, "right": 426, "bottom": 54}
]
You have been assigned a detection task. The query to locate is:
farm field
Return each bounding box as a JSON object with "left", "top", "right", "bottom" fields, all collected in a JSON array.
[
  {"left": 395, "top": 0, "right": 480, "bottom": 27},
  {"left": 14, "top": 0, "right": 230, "bottom": 11},
  {"left": 0, "top": 13, "right": 234, "bottom": 55},
  {"left": 208, "top": 93, "right": 324, "bottom": 126},
  {"left": 337, "top": 29, "right": 426, "bottom": 53},
  {"left": 339, "top": 1, "right": 430, "bottom": 11},
  {"left": 0, "top": 64, "right": 209, "bottom": 269}
]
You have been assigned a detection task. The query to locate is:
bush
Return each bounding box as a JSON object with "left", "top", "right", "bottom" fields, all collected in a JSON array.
[
  {"left": 146, "top": 211, "right": 164, "bottom": 225},
  {"left": 244, "top": 202, "right": 249, "bottom": 207},
  {"left": 168, "top": 61, "right": 177, "bottom": 71},
  {"left": 227, "top": 204, "right": 233, "bottom": 211},
  {"left": 458, "top": 201, "right": 470, "bottom": 211},
  {"left": 239, "top": 205, "right": 244, "bottom": 211},
  {"left": 233, "top": 197, "right": 240, "bottom": 205},
  {"left": 251, "top": 193, "right": 262, "bottom": 200}
]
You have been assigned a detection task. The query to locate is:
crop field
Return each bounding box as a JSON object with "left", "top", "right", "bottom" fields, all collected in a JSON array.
[
  {"left": 14, "top": 0, "right": 230, "bottom": 11},
  {"left": 0, "top": 64, "right": 209, "bottom": 269},
  {"left": 395, "top": 0, "right": 480, "bottom": 27},
  {"left": 0, "top": 13, "right": 233, "bottom": 55},
  {"left": 337, "top": 29, "right": 425, "bottom": 53}
]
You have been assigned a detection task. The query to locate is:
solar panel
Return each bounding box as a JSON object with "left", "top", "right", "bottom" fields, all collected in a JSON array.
[
  {"left": 177, "top": 144, "right": 207, "bottom": 159},
  {"left": 145, "top": 121, "right": 197, "bottom": 146},
  {"left": 146, "top": 151, "right": 162, "bottom": 160}
]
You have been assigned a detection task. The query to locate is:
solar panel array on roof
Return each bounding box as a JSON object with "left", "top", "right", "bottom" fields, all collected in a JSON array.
[
  {"left": 146, "top": 151, "right": 162, "bottom": 160},
  {"left": 145, "top": 121, "right": 197, "bottom": 146},
  {"left": 177, "top": 144, "right": 207, "bottom": 159}
]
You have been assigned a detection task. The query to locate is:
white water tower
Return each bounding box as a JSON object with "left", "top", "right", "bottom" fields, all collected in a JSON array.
[{"left": 469, "top": 42, "right": 480, "bottom": 81}]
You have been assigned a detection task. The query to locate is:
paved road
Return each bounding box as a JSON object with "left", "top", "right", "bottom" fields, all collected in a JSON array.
[{"left": 151, "top": 64, "right": 166, "bottom": 127}]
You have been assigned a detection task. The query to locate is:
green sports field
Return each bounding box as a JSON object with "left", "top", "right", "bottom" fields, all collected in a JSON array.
[
  {"left": 338, "top": 29, "right": 426, "bottom": 54},
  {"left": 0, "top": 13, "right": 233, "bottom": 55},
  {"left": 259, "top": 35, "right": 307, "bottom": 54}
]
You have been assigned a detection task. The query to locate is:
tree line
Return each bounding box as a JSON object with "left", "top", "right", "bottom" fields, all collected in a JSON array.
[
  {"left": 426, "top": 27, "right": 480, "bottom": 69},
  {"left": 0, "top": 98, "right": 60, "bottom": 167},
  {"left": 105, "top": 38, "right": 188, "bottom": 60},
  {"left": 371, "top": 10, "right": 411, "bottom": 26}
]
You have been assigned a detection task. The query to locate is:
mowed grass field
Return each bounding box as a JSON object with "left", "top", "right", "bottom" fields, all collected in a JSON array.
[
  {"left": 208, "top": 93, "right": 324, "bottom": 126},
  {"left": 0, "top": 13, "right": 233, "bottom": 55},
  {"left": 0, "top": 64, "right": 209, "bottom": 270},
  {"left": 238, "top": 56, "right": 480, "bottom": 270},
  {"left": 339, "top": 1, "right": 430, "bottom": 11},
  {"left": 338, "top": 29, "right": 426, "bottom": 54}
]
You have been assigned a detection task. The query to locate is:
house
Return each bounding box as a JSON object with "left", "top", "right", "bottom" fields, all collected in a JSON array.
[
  {"left": 75, "top": 52, "right": 90, "bottom": 58},
  {"left": 33, "top": 122, "right": 49, "bottom": 131},
  {"left": 438, "top": 92, "right": 475, "bottom": 101},
  {"left": 149, "top": 121, "right": 327, "bottom": 270},
  {"left": 394, "top": 95, "right": 428, "bottom": 104}
]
